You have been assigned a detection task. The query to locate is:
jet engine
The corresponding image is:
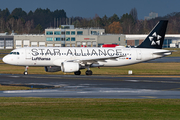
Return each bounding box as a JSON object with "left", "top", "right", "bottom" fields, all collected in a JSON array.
[
  {"left": 61, "top": 62, "right": 79, "bottom": 73},
  {"left": 45, "top": 66, "right": 61, "bottom": 72}
]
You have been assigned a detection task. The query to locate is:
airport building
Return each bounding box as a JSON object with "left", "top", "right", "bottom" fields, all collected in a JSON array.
[
  {"left": 0, "top": 33, "right": 14, "bottom": 49},
  {"left": 1, "top": 25, "right": 180, "bottom": 49},
  {"left": 12, "top": 25, "right": 125, "bottom": 49}
]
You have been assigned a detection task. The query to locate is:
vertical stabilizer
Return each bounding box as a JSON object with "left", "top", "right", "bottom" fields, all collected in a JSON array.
[{"left": 137, "top": 20, "right": 168, "bottom": 49}]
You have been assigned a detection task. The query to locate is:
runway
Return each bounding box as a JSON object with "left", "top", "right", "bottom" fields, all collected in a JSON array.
[{"left": 0, "top": 74, "right": 180, "bottom": 98}]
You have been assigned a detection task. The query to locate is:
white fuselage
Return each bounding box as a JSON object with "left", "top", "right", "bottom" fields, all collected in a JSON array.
[{"left": 2, "top": 47, "right": 171, "bottom": 67}]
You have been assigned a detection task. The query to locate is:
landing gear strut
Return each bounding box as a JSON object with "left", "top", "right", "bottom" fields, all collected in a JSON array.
[
  {"left": 74, "top": 71, "right": 81, "bottom": 75},
  {"left": 24, "top": 66, "right": 28, "bottom": 75}
]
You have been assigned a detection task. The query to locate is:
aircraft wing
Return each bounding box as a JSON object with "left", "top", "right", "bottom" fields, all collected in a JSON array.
[{"left": 66, "top": 55, "right": 125, "bottom": 66}]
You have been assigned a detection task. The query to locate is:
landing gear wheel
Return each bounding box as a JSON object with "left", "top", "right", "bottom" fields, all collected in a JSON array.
[
  {"left": 74, "top": 71, "right": 81, "bottom": 75},
  {"left": 24, "top": 71, "right": 28, "bottom": 75},
  {"left": 24, "top": 66, "right": 29, "bottom": 75},
  {"left": 85, "top": 70, "right": 93, "bottom": 75}
]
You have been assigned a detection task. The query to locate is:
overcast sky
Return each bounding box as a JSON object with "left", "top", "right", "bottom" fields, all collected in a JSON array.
[{"left": 0, "top": 0, "right": 179, "bottom": 19}]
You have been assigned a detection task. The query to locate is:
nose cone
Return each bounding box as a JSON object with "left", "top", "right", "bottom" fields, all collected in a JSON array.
[
  {"left": 2, "top": 55, "right": 8, "bottom": 64},
  {"left": 2, "top": 55, "right": 14, "bottom": 64}
]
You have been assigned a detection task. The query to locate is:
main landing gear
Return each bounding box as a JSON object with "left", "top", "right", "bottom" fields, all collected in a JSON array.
[
  {"left": 85, "top": 66, "right": 92, "bottom": 75},
  {"left": 74, "top": 70, "right": 93, "bottom": 75},
  {"left": 24, "top": 66, "right": 28, "bottom": 75},
  {"left": 85, "top": 70, "right": 92, "bottom": 75},
  {"left": 74, "top": 66, "right": 93, "bottom": 75},
  {"left": 74, "top": 71, "right": 81, "bottom": 75}
]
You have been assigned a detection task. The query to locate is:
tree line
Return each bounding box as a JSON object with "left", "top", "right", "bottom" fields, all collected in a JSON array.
[
  {"left": 0, "top": 7, "right": 180, "bottom": 34},
  {"left": 0, "top": 8, "right": 67, "bottom": 34},
  {"left": 72, "top": 8, "right": 180, "bottom": 34}
]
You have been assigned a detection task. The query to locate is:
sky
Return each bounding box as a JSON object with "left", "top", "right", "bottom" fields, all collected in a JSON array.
[{"left": 0, "top": 0, "right": 179, "bottom": 19}]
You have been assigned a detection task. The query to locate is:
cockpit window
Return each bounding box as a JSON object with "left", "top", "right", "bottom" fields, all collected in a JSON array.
[{"left": 9, "top": 52, "right": 20, "bottom": 55}]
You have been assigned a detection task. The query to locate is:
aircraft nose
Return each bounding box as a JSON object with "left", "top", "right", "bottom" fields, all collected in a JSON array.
[
  {"left": 2, "top": 55, "right": 12, "bottom": 64},
  {"left": 2, "top": 55, "right": 8, "bottom": 63}
]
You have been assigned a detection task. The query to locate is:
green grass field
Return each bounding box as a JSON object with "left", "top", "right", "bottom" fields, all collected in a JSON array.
[
  {"left": 165, "top": 48, "right": 180, "bottom": 57},
  {"left": 0, "top": 62, "right": 180, "bottom": 75},
  {"left": 0, "top": 85, "right": 37, "bottom": 91},
  {"left": 0, "top": 98, "right": 179, "bottom": 120}
]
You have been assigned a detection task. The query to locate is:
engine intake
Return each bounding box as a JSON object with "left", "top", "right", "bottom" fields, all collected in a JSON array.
[{"left": 61, "top": 62, "right": 79, "bottom": 73}]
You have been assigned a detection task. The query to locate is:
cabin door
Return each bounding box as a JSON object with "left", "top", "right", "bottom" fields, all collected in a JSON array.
[{"left": 136, "top": 50, "right": 142, "bottom": 60}]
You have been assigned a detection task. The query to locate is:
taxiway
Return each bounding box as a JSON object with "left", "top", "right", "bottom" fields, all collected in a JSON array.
[{"left": 0, "top": 74, "right": 180, "bottom": 98}]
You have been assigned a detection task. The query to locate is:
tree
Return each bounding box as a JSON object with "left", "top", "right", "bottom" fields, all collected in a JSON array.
[
  {"left": 0, "top": 18, "right": 5, "bottom": 32},
  {"left": 108, "top": 14, "right": 119, "bottom": 24},
  {"left": 102, "top": 15, "right": 108, "bottom": 26},
  {"left": 1, "top": 8, "right": 10, "bottom": 20},
  {"left": 130, "top": 8, "right": 138, "bottom": 22},
  {"left": 108, "top": 21, "right": 123, "bottom": 34},
  {"left": 120, "top": 13, "right": 134, "bottom": 33},
  {"left": 25, "top": 20, "right": 34, "bottom": 34},
  {"left": 35, "top": 24, "right": 43, "bottom": 34},
  {"left": 7, "top": 17, "right": 15, "bottom": 32},
  {"left": 16, "top": 18, "right": 23, "bottom": 33},
  {"left": 11, "top": 8, "right": 27, "bottom": 20},
  {"left": 93, "top": 14, "right": 101, "bottom": 27}
]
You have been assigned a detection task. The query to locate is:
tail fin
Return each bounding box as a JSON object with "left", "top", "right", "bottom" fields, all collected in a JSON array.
[{"left": 137, "top": 20, "right": 168, "bottom": 49}]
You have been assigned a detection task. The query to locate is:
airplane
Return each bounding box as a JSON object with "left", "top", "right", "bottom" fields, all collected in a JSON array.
[{"left": 2, "top": 20, "right": 172, "bottom": 75}]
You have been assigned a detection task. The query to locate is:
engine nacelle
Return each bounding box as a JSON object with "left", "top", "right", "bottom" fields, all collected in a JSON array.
[
  {"left": 61, "top": 62, "right": 79, "bottom": 73},
  {"left": 45, "top": 66, "right": 61, "bottom": 72}
]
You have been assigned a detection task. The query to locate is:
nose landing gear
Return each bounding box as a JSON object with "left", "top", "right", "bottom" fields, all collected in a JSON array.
[{"left": 24, "top": 66, "right": 28, "bottom": 75}]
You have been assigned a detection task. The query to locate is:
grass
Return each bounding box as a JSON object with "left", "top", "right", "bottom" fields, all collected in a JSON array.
[
  {"left": 0, "top": 49, "right": 12, "bottom": 58},
  {"left": 0, "top": 49, "right": 12, "bottom": 52},
  {"left": 0, "top": 98, "right": 179, "bottom": 120},
  {"left": 165, "top": 48, "right": 180, "bottom": 57},
  {"left": 0, "top": 85, "right": 37, "bottom": 91},
  {"left": 0, "top": 63, "right": 180, "bottom": 75}
]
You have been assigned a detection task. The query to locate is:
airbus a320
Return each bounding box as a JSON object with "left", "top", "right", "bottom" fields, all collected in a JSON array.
[{"left": 3, "top": 20, "right": 172, "bottom": 75}]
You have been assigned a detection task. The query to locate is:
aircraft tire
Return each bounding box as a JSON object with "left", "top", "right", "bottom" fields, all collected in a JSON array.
[
  {"left": 24, "top": 71, "right": 28, "bottom": 75},
  {"left": 85, "top": 70, "right": 92, "bottom": 75},
  {"left": 74, "top": 71, "right": 81, "bottom": 75}
]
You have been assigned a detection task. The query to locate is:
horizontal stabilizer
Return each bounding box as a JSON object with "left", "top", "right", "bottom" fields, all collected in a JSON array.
[{"left": 153, "top": 51, "right": 173, "bottom": 56}]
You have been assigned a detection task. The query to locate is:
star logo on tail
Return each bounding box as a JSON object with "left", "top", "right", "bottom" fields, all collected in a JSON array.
[{"left": 149, "top": 32, "right": 161, "bottom": 45}]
